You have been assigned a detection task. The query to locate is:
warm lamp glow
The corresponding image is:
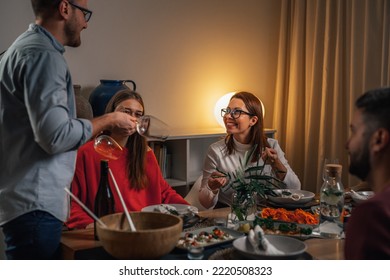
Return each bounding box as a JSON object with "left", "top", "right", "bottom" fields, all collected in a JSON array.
[
  {"left": 214, "top": 92, "right": 265, "bottom": 128},
  {"left": 214, "top": 92, "right": 235, "bottom": 127}
]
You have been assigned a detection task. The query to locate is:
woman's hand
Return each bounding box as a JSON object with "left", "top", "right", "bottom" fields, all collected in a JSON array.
[
  {"left": 262, "top": 147, "right": 287, "bottom": 180},
  {"left": 207, "top": 171, "right": 228, "bottom": 193},
  {"left": 261, "top": 147, "right": 279, "bottom": 164}
]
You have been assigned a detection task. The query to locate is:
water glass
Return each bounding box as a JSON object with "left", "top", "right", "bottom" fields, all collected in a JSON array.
[
  {"left": 213, "top": 217, "right": 227, "bottom": 227},
  {"left": 187, "top": 246, "right": 204, "bottom": 260}
]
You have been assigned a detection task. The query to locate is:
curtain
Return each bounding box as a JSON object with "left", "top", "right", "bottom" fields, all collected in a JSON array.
[{"left": 273, "top": 0, "right": 390, "bottom": 193}]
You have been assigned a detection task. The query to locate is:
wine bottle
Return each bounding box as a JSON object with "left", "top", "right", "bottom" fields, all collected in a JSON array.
[{"left": 94, "top": 159, "right": 115, "bottom": 240}]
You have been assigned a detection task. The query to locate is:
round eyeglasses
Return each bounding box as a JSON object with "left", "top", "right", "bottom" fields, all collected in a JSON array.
[{"left": 221, "top": 108, "right": 254, "bottom": 119}]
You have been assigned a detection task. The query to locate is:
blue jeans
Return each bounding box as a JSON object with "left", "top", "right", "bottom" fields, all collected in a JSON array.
[{"left": 2, "top": 210, "right": 63, "bottom": 260}]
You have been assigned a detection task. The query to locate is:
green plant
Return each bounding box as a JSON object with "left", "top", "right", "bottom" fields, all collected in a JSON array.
[{"left": 220, "top": 145, "right": 287, "bottom": 221}]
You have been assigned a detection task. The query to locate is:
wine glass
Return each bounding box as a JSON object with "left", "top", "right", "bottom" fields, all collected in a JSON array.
[
  {"left": 94, "top": 134, "right": 123, "bottom": 160},
  {"left": 322, "top": 158, "right": 339, "bottom": 181},
  {"left": 136, "top": 115, "right": 170, "bottom": 141}
]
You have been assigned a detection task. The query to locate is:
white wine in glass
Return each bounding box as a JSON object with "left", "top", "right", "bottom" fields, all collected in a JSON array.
[{"left": 94, "top": 134, "right": 123, "bottom": 160}]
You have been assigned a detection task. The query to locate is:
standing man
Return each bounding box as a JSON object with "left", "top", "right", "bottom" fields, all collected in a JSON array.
[
  {"left": 345, "top": 88, "right": 390, "bottom": 259},
  {"left": 0, "top": 0, "right": 136, "bottom": 259}
]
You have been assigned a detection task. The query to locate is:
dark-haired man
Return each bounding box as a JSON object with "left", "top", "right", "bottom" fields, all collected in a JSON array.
[{"left": 345, "top": 88, "right": 390, "bottom": 259}]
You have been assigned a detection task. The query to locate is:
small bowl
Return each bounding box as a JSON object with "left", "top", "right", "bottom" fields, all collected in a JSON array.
[
  {"left": 350, "top": 191, "right": 374, "bottom": 204},
  {"left": 96, "top": 212, "right": 182, "bottom": 259}
]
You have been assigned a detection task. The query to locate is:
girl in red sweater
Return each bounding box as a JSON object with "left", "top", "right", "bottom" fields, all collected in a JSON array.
[{"left": 66, "top": 89, "right": 188, "bottom": 229}]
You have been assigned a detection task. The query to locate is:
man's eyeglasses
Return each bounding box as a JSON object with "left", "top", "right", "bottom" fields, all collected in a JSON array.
[
  {"left": 118, "top": 107, "right": 144, "bottom": 118},
  {"left": 221, "top": 108, "right": 254, "bottom": 119},
  {"left": 68, "top": 1, "right": 93, "bottom": 22}
]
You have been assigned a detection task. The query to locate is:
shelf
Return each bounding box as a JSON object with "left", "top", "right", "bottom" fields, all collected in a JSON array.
[{"left": 150, "top": 128, "right": 276, "bottom": 190}]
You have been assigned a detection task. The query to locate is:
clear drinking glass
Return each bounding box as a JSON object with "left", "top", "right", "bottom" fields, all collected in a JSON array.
[
  {"left": 187, "top": 245, "right": 204, "bottom": 260},
  {"left": 136, "top": 115, "right": 170, "bottom": 141},
  {"left": 94, "top": 135, "right": 123, "bottom": 160}
]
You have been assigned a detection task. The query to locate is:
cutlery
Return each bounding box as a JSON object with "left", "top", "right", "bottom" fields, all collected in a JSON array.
[
  {"left": 64, "top": 188, "right": 107, "bottom": 228},
  {"left": 108, "top": 169, "right": 136, "bottom": 232}
]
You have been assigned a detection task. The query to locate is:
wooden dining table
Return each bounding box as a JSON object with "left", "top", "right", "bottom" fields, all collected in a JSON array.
[{"left": 60, "top": 207, "right": 345, "bottom": 260}]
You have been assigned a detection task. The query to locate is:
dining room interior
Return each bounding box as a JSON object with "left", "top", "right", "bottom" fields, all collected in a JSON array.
[{"left": 0, "top": 0, "right": 389, "bottom": 260}]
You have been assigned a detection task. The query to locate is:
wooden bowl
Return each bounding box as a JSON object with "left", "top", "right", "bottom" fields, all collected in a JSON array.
[{"left": 96, "top": 212, "right": 182, "bottom": 259}]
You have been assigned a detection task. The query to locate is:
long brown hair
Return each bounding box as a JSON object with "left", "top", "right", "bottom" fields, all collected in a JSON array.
[
  {"left": 105, "top": 89, "right": 148, "bottom": 189},
  {"left": 225, "top": 91, "right": 269, "bottom": 162}
]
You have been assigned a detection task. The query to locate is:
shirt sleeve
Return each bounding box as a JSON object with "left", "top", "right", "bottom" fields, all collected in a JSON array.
[
  {"left": 345, "top": 200, "right": 390, "bottom": 259},
  {"left": 19, "top": 50, "right": 92, "bottom": 154},
  {"left": 199, "top": 145, "right": 220, "bottom": 209},
  {"left": 269, "top": 139, "right": 301, "bottom": 189}
]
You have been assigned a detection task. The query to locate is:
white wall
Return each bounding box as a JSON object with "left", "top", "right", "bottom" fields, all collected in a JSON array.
[{"left": 0, "top": 0, "right": 281, "bottom": 130}]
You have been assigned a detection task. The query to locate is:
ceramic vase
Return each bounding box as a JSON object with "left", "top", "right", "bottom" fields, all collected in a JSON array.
[{"left": 89, "top": 80, "right": 136, "bottom": 117}]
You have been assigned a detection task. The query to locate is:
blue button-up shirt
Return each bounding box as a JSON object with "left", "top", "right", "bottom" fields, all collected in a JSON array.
[{"left": 0, "top": 24, "right": 92, "bottom": 224}]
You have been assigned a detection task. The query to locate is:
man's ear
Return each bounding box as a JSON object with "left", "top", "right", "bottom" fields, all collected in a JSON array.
[
  {"left": 371, "top": 128, "right": 390, "bottom": 153},
  {"left": 58, "top": 0, "right": 70, "bottom": 20}
]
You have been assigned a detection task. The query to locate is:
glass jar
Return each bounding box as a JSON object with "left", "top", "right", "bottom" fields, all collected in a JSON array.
[
  {"left": 319, "top": 164, "right": 344, "bottom": 238},
  {"left": 230, "top": 190, "right": 257, "bottom": 225}
]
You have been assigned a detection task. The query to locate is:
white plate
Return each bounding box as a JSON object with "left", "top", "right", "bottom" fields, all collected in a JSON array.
[
  {"left": 350, "top": 191, "right": 374, "bottom": 204},
  {"left": 268, "top": 189, "right": 315, "bottom": 205},
  {"left": 233, "top": 235, "right": 307, "bottom": 259},
  {"left": 141, "top": 204, "right": 198, "bottom": 215}
]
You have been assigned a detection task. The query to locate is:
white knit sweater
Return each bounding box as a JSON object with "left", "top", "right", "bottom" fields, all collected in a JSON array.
[{"left": 198, "top": 137, "right": 301, "bottom": 209}]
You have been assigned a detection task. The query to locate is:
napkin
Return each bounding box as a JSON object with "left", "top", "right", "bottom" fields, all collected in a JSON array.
[{"left": 248, "top": 225, "right": 283, "bottom": 255}]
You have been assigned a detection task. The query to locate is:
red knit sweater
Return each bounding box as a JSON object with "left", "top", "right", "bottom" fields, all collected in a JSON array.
[{"left": 66, "top": 141, "right": 188, "bottom": 229}]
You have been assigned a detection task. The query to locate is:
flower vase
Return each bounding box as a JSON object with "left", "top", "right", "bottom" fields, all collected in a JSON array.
[
  {"left": 89, "top": 79, "right": 136, "bottom": 117},
  {"left": 230, "top": 191, "right": 257, "bottom": 225},
  {"left": 74, "top": 85, "right": 93, "bottom": 120}
]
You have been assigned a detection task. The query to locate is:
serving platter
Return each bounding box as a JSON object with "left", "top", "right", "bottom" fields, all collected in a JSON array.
[
  {"left": 254, "top": 208, "right": 318, "bottom": 239},
  {"left": 141, "top": 204, "right": 198, "bottom": 215},
  {"left": 141, "top": 204, "right": 199, "bottom": 229},
  {"left": 176, "top": 226, "right": 244, "bottom": 249},
  {"left": 254, "top": 219, "right": 316, "bottom": 240}
]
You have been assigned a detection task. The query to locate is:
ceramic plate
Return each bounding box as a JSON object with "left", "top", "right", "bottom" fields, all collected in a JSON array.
[
  {"left": 176, "top": 226, "right": 244, "bottom": 249},
  {"left": 350, "top": 191, "right": 374, "bottom": 204},
  {"left": 233, "top": 235, "right": 307, "bottom": 259},
  {"left": 141, "top": 204, "right": 198, "bottom": 215},
  {"left": 268, "top": 189, "right": 315, "bottom": 205}
]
